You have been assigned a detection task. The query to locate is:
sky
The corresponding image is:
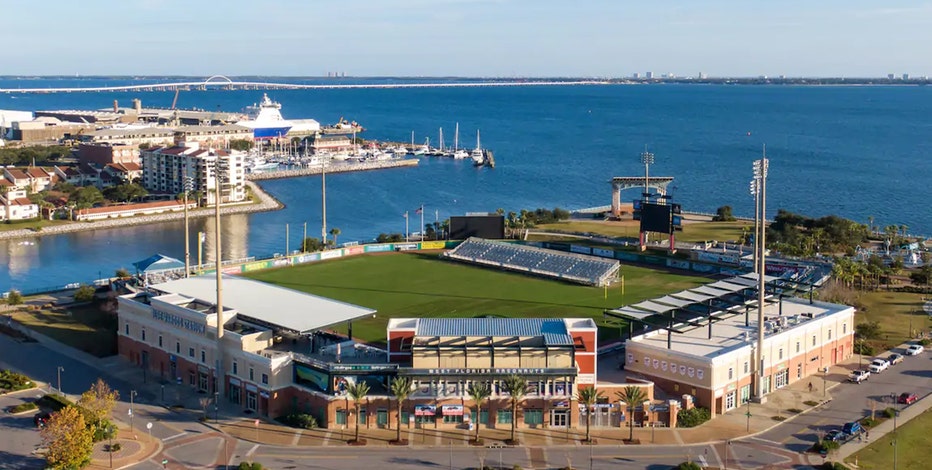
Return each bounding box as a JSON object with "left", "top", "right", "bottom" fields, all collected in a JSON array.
[{"left": 1, "top": 0, "right": 931, "bottom": 77}]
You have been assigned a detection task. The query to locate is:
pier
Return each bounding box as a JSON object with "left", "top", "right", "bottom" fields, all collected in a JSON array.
[{"left": 246, "top": 159, "right": 418, "bottom": 181}]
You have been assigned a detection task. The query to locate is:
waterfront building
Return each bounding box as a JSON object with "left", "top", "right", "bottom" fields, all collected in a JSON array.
[
  {"left": 645, "top": 72, "right": 654, "bottom": 79},
  {"left": 141, "top": 143, "right": 245, "bottom": 205},
  {"left": 78, "top": 143, "right": 141, "bottom": 166},
  {"left": 2, "top": 167, "right": 55, "bottom": 193},
  {"left": 173, "top": 124, "right": 252, "bottom": 147},
  {"left": 80, "top": 127, "right": 176, "bottom": 148},
  {"left": 8, "top": 118, "right": 94, "bottom": 143},
  {"left": 305, "top": 134, "right": 353, "bottom": 154},
  {"left": 286, "top": 119, "right": 322, "bottom": 137},
  {"left": 103, "top": 162, "right": 143, "bottom": 184},
  {"left": 74, "top": 200, "right": 196, "bottom": 222},
  {"left": 0, "top": 186, "right": 39, "bottom": 221},
  {"left": 618, "top": 275, "right": 854, "bottom": 416}
]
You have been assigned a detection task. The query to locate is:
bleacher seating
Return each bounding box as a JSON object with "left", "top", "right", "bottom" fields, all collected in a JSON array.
[{"left": 443, "top": 238, "right": 620, "bottom": 286}]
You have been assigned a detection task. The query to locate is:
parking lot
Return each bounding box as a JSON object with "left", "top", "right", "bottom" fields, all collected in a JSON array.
[{"left": 0, "top": 388, "right": 49, "bottom": 469}]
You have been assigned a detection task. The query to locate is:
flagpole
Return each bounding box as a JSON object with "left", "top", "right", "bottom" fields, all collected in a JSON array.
[
  {"left": 405, "top": 211, "right": 409, "bottom": 242},
  {"left": 420, "top": 204, "right": 425, "bottom": 241}
]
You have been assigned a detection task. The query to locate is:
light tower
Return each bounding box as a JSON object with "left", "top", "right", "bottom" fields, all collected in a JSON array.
[
  {"left": 640, "top": 147, "right": 654, "bottom": 200},
  {"left": 749, "top": 179, "right": 760, "bottom": 274},
  {"left": 213, "top": 156, "right": 228, "bottom": 399},
  {"left": 183, "top": 175, "right": 194, "bottom": 277},
  {"left": 752, "top": 148, "right": 769, "bottom": 402}
]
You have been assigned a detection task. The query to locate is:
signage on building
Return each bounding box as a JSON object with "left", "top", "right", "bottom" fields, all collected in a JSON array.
[
  {"left": 577, "top": 373, "right": 595, "bottom": 384},
  {"left": 423, "top": 368, "right": 567, "bottom": 376},
  {"left": 554, "top": 401, "right": 569, "bottom": 408},
  {"left": 414, "top": 405, "right": 436, "bottom": 416},
  {"left": 259, "top": 391, "right": 269, "bottom": 399},
  {"left": 331, "top": 364, "right": 397, "bottom": 372},
  {"left": 152, "top": 309, "right": 206, "bottom": 334},
  {"left": 245, "top": 383, "right": 258, "bottom": 393},
  {"left": 442, "top": 405, "right": 464, "bottom": 416},
  {"left": 230, "top": 378, "right": 241, "bottom": 386}
]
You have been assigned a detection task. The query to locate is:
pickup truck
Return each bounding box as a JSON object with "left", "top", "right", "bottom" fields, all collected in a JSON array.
[
  {"left": 869, "top": 358, "right": 889, "bottom": 373},
  {"left": 849, "top": 370, "right": 870, "bottom": 384}
]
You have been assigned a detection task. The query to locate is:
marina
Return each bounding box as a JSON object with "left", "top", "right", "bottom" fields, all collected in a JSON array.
[{"left": 246, "top": 159, "right": 418, "bottom": 181}]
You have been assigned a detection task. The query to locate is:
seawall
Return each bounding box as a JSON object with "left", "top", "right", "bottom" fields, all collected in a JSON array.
[{"left": 246, "top": 159, "right": 418, "bottom": 181}]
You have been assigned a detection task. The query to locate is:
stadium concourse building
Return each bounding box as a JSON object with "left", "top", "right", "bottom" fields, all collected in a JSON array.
[
  {"left": 611, "top": 273, "right": 854, "bottom": 416},
  {"left": 117, "top": 275, "right": 607, "bottom": 429}
]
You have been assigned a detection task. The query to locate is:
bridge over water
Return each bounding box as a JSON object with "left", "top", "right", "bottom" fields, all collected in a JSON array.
[{"left": 0, "top": 75, "right": 608, "bottom": 94}]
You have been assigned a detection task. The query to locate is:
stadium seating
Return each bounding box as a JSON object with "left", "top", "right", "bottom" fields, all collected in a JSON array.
[{"left": 443, "top": 238, "right": 620, "bottom": 286}]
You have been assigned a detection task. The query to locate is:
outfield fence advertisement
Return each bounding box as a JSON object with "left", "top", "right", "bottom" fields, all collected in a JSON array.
[
  {"left": 319, "top": 250, "right": 343, "bottom": 260},
  {"left": 364, "top": 244, "right": 393, "bottom": 253}
]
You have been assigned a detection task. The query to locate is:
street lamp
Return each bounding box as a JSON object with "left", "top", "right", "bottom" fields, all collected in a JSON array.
[
  {"left": 129, "top": 390, "right": 137, "bottom": 433},
  {"left": 108, "top": 423, "right": 114, "bottom": 468},
  {"left": 214, "top": 391, "right": 220, "bottom": 423},
  {"left": 56, "top": 366, "right": 64, "bottom": 394}
]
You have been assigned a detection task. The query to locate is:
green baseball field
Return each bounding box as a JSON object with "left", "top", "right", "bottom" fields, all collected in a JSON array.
[{"left": 245, "top": 251, "right": 710, "bottom": 345}]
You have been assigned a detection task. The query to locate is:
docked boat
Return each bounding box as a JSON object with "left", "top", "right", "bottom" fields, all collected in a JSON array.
[
  {"left": 236, "top": 93, "right": 294, "bottom": 140},
  {"left": 471, "top": 130, "right": 485, "bottom": 165},
  {"left": 452, "top": 123, "right": 469, "bottom": 159}
]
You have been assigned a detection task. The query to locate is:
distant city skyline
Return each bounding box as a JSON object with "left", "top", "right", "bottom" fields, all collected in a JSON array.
[{"left": 3, "top": 0, "right": 931, "bottom": 77}]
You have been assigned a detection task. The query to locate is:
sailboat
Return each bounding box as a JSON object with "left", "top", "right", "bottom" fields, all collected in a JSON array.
[
  {"left": 471, "top": 129, "right": 485, "bottom": 166},
  {"left": 452, "top": 122, "right": 469, "bottom": 159},
  {"left": 409, "top": 131, "right": 428, "bottom": 155}
]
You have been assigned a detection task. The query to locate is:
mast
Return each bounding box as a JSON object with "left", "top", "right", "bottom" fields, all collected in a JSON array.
[
  {"left": 454, "top": 123, "right": 459, "bottom": 151},
  {"left": 439, "top": 128, "right": 445, "bottom": 152}
]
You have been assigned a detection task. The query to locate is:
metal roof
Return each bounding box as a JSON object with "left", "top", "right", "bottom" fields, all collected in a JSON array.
[
  {"left": 707, "top": 280, "right": 751, "bottom": 293},
  {"left": 630, "top": 300, "right": 679, "bottom": 314},
  {"left": 652, "top": 295, "right": 694, "bottom": 308},
  {"left": 151, "top": 275, "right": 376, "bottom": 334},
  {"left": 416, "top": 318, "right": 574, "bottom": 346}
]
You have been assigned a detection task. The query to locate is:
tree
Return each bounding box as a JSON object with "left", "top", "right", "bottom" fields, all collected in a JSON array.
[
  {"left": 329, "top": 228, "right": 341, "bottom": 247},
  {"left": 302, "top": 237, "right": 325, "bottom": 252},
  {"left": 77, "top": 378, "right": 120, "bottom": 428},
  {"left": 73, "top": 284, "right": 96, "bottom": 303},
  {"left": 115, "top": 268, "right": 130, "bottom": 279},
  {"left": 73, "top": 186, "right": 104, "bottom": 209},
  {"left": 502, "top": 375, "right": 527, "bottom": 444},
  {"left": 389, "top": 377, "right": 412, "bottom": 443},
  {"left": 616, "top": 386, "right": 647, "bottom": 442},
  {"left": 41, "top": 405, "right": 94, "bottom": 470},
  {"left": 578, "top": 386, "right": 604, "bottom": 442},
  {"left": 346, "top": 380, "right": 370, "bottom": 442},
  {"left": 229, "top": 139, "right": 255, "bottom": 151},
  {"left": 103, "top": 183, "right": 148, "bottom": 203},
  {"left": 712, "top": 205, "right": 736, "bottom": 222},
  {"left": 467, "top": 382, "right": 491, "bottom": 443},
  {"left": 6, "top": 289, "right": 23, "bottom": 306}
]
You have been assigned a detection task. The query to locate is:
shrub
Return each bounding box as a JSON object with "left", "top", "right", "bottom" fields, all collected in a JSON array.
[
  {"left": 74, "top": 284, "right": 96, "bottom": 302},
  {"left": 853, "top": 342, "right": 874, "bottom": 356},
  {"left": 676, "top": 407, "right": 711, "bottom": 428},
  {"left": 108, "top": 442, "right": 122, "bottom": 452},
  {"left": 9, "top": 402, "right": 38, "bottom": 413},
  {"left": 0, "top": 369, "right": 32, "bottom": 391},
  {"left": 860, "top": 417, "right": 879, "bottom": 428},
  {"left": 883, "top": 407, "right": 896, "bottom": 419},
  {"left": 804, "top": 400, "right": 820, "bottom": 407},
  {"left": 237, "top": 463, "right": 263, "bottom": 470},
  {"left": 822, "top": 462, "right": 850, "bottom": 470},
  {"left": 92, "top": 418, "right": 116, "bottom": 442},
  {"left": 6, "top": 290, "right": 23, "bottom": 306},
  {"left": 276, "top": 413, "right": 317, "bottom": 429},
  {"left": 920, "top": 339, "right": 931, "bottom": 347},
  {"left": 787, "top": 408, "right": 803, "bottom": 414},
  {"left": 810, "top": 439, "right": 840, "bottom": 453},
  {"left": 36, "top": 393, "right": 74, "bottom": 412},
  {"left": 513, "top": 465, "right": 523, "bottom": 470},
  {"left": 675, "top": 462, "right": 702, "bottom": 470}
]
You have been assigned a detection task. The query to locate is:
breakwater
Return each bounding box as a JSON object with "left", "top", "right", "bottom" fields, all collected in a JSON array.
[
  {"left": 246, "top": 159, "right": 418, "bottom": 181},
  {"left": 0, "top": 181, "right": 282, "bottom": 241}
]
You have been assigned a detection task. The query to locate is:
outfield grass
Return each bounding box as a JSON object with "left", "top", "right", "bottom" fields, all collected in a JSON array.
[
  {"left": 855, "top": 290, "right": 931, "bottom": 351},
  {"left": 247, "top": 252, "right": 711, "bottom": 345},
  {"left": 847, "top": 408, "right": 932, "bottom": 469},
  {"left": 11, "top": 304, "right": 117, "bottom": 358},
  {"left": 534, "top": 220, "right": 752, "bottom": 243}
]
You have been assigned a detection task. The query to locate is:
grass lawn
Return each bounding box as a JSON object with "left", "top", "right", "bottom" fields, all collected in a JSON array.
[
  {"left": 534, "top": 220, "right": 752, "bottom": 243},
  {"left": 246, "top": 252, "right": 711, "bottom": 345},
  {"left": 11, "top": 304, "right": 117, "bottom": 358},
  {"left": 855, "top": 290, "right": 930, "bottom": 351},
  {"left": 847, "top": 408, "right": 932, "bottom": 469},
  {"left": 0, "top": 219, "right": 71, "bottom": 232}
]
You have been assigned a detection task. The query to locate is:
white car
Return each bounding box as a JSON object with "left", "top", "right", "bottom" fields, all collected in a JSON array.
[
  {"left": 869, "top": 358, "right": 889, "bottom": 373},
  {"left": 849, "top": 370, "right": 870, "bottom": 384},
  {"left": 906, "top": 344, "right": 925, "bottom": 356}
]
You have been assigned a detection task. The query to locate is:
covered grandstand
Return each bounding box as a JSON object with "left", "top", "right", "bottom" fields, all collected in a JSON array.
[{"left": 443, "top": 237, "right": 620, "bottom": 286}]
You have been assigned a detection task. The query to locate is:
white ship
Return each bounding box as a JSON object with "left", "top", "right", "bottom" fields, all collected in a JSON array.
[{"left": 236, "top": 93, "right": 294, "bottom": 140}]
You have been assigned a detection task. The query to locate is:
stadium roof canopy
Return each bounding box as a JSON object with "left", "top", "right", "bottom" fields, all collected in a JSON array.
[
  {"left": 133, "top": 253, "right": 185, "bottom": 274},
  {"left": 151, "top": 275, "right": 376, "bottom": 334}
]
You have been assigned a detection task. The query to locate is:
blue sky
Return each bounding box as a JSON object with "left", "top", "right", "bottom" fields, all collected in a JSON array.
[{"left": 2, "top": 0, "right": 930, "bottom": 77}]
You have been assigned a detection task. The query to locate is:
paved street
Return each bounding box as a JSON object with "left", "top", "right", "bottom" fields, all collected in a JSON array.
[{"left": 2, "top": 324, "right": 930, "bottom": 469}]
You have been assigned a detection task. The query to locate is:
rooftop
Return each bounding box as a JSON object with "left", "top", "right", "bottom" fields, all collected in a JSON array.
[
  {"left": 151, "top": 275, "right": 376, "bottom": 334},
  {"left": 397, "top": 317, "right": 597, "bottom": 347},
  {"left": 630, "top": 297, "right": 853, "bottom": 359}
]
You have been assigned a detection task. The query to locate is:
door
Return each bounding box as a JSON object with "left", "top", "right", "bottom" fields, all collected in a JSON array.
[
  {"left": 551, "top": 410, "right": 568, "bottom": 428},
  {"left": 246, "top": 391, "right": 257, "bottom": 411},
  {"left": 725, "top": 391, "right": 736, "bottom": 411},
  {"left": 377, "top": 409, "right": 389, "bottom": 427}
]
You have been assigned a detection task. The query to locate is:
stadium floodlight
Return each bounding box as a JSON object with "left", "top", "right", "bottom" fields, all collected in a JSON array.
[
  {"left": 640, "top": 147, "right": 655, "bottom": 201},
  {"left": 749, "top": 179, "right": 759, "bottom": 197}
]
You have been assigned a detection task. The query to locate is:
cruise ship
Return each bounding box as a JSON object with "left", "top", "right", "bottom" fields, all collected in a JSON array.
[{"left": 236, "top": 94, "right": 293, "bottom": 139}]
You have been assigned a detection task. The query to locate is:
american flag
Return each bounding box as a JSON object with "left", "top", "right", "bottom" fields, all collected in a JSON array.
[{"left": 415, "top": 205, "right": 423, "bottom": 215}]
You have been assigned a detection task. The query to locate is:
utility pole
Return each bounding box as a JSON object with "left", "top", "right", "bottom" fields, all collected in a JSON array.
[
  {"left": 753, "top": 149, "right": 769, "bottom": 402},
  {"left": 183, "top": 175, "right": 193, "bottom": 277},
  {"left": 214, "top": 158, "right": 226, "bottom": 401},
  {"left": 129, "top": 390, "right": 137, "bottom": 433},
  {"left": 56, "top": 366, "right": 64, "bottom": 394},
  {"left": 321, "top": 161, "right": 327, "bottom": 244}
]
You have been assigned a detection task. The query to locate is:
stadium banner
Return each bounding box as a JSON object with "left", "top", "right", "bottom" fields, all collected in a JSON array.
[
  {"left": 242, "top": 261, "right": 272, "bottom": 272},
  {"left": 441, "top": 405, "right": 464, "bottom": 416},
  {"left": 222, "top": 265, "right": 243, "bottom": 274},
  {"left": 642, "top": 256, "right": 666, "bottom": 266},
  {"left": 592, "top": 247, "right": 615, "bottom": 258},
  {"left": 667, "top": 259, "right": 691, "bottom": 270},
  {"left": 691, "top": 263, "right": 716, "bottom": 273},
  {"left": 320, "top": 249, "right": 343, "bottom": 260},
  {"left": 766, "top": 263, "right": 804, "bottom": 276},
  {"left": 364, "top": 244, "right": 393, "bottom": 253},
  {"left": 395, "top": 243, "right": 418, "bottom": 251},
  {"left": 695, "top": 251, "right": 740, "bottom": 265},
  {"left": 271, "top": 258, "right": 291, "bottom": 268},
  {"left": 294, "top": 253, "right": 321, "bottom": 264},
  {"left": 414, "top": 405, "right": 437, "bottom": 416},
  {"left": 294, "top": 363, "right": 329, "bottom": 392},
  {"left": 344, "top": 246, "right": 365, "bottom": 256},
  {"left": 570, "top": 244, "right": 592, "bottom": 255},
  {"left": 419, "top": 241, "right": 446, "bottom": 250},
  {"left": 444, "top": 241, "right": 463, "bottom": 249},
  {"left": 614, "top": 251, "right": 639, "bottom": 261}
]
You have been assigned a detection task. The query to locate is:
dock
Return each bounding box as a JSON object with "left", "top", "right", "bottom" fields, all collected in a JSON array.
[{"left": 245, "top": 159, "right": 418, "bottom": 181}]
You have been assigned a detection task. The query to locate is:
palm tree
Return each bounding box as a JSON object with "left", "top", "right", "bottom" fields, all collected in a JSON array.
[
  {"left": 616, "top": 386, "right": 647, "bottom": 443},
  {"left": 329, "top": 227, "right": 341, "bottom": 247},
  {"left": 346, "top": 381, "right": 370, "bottom": 442},
  {"left": 577, "top": 386, "right": 604, "bottom": 442},
  {"left": 502, "top": 375, "right": 527, "bottom": 443},
  {"left": 867, "top": 216, "right": 874, "bottom": 234},
  {"left": 389, "top": 377, "right": 412, "bottom": 443},
  {"left": 467, "top": 382, "right": 491, "bottom": 443}
]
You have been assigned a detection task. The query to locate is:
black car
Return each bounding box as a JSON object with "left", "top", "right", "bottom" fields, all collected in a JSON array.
[
  {"left": 33, "top": 412, "right": 51, "bottom": 428},
  {"left": 824, "top": 429, "right": 844, "bottom": 442}
]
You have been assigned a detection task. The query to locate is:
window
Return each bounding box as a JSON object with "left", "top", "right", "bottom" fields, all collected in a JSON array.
[
  {"left": 497, "top": 410, "right": 513, "bottom": 424},
  {"left": 201, "top": 350, "right": 206, "bottom": 363},
  {"left": 249, "top": 368, "right": 254, "bottom": 381},
  {"left": 176, "top": 342, "right": 181, "bottom": 354},
  {"left": 524, "top": 409, "right": 543, "bottom": 425},
  {"left": 812, "top": 335, "right": 817, "bottom": 347},
  {"left": 779, "top": 348, "right": 783, "bottom": 360},
  {"left": 188, "top": 347, "right": 195, "bottom": 358},
  {"left": 141, "top": 328, "right": 146, "bottom": 341},
  {"left": 232, "top": 362, "right": 238, "bottom": 375},
  {"left": 261, "top": 373, "right": 269, "bottom": 385},
  {"left": 728, "top": 367, "right": 734, "bottom": 380},
  {"left": 125, "top": 324, "right": 130, "bottom": 335},
  {"left": 158, "top": 335, "right": 163, "bottom": 347},
  {"left": 797, "top": 363, "right": 802, "bottom": 379},
  {"left": 743, "top": 361, "right": 749, "bottom": 374},
  {"left": 843, "top": 323, "right": 847, "bottom": 334},
  {"left": 443, "top": 414, "right": 463, "bottom": 424},
  {"left": 828, "top": 329, "right": 832, "bottom": 340},
  {"left": 796, "top": 341, "right": 800, "bottom": 353},
  {"left": 336, "top": 410, "right": 346, "bottom": 425}
]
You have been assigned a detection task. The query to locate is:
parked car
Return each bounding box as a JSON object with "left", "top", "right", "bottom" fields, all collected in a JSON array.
[
  {"left": 824, "top": 429, "right": 845, "bottom": 442},
  {"left": 849, "top": 370, "right": 870, "bottom": 383},
  {"left": 906, "top": 344, "right": 925, "bottom": 356},
  {"left": 869, "top": 358, "right": 889, "bottom": 373},
  {"left": 898, "top": 392, "right": 919, "bottom": 405},
  {"left": 887, "top": 353, "right": 904, "bottom": 365},
  {"left": 842, "top": 421, "right": 863, "bottom": 437},
  {"left": 33, "top": 412, "right": 51, "bottom": 428}
]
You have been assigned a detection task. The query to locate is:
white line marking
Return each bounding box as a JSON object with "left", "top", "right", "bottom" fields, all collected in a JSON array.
[
  {"left": 163, "top": 432, "right": 188, "bottom": 442},
  {"left": 245, "top": 444, "right": 259, "bottom": 458}
]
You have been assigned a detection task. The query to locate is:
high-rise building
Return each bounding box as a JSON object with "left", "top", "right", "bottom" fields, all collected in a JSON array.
[
  {"left": 645, "top": 71, "right": 654, "bottom": 79},
  {"left": 632, "top": 72, "right": 641, "bottom": 79},
  {"left": 141, "top": 143, "right": 246, "bottom": 205},
  {"left": 903, "top": 73, "right": 910, "bottom": 80},
  {"left": 698, "top": 72, "right": 707, "bottom": 79},
  {"left": 888, "top": 73, "right": 896, "bottom": 80}
]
